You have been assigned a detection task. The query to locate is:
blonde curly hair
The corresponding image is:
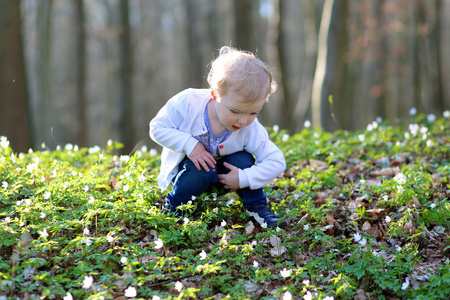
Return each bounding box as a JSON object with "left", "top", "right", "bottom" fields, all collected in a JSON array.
[{"left": 207, "top": 46, "right": 277, "bottom": 103}]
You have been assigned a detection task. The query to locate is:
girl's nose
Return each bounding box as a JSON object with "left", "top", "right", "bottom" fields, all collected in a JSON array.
[{"left": 238, "top": 117, "right": 248, "bottom": 125}]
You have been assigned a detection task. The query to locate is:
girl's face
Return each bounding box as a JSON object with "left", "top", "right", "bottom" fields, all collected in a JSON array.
[{"left": 212, "top": 90, "right": 265, "bottom": 132}]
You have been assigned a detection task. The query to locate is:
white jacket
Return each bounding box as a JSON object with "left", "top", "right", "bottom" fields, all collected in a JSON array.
[{"left": 149, "top": 88, "right": 286, "bottom": 191}]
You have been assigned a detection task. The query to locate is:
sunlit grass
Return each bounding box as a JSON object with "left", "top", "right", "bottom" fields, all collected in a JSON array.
[{"left": 1, "top": 112, "right": 450, "bottom": 299}]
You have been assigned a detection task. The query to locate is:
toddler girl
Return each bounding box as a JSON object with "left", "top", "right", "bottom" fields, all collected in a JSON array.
[{"left": 150, "top": 46, "right": 286, "bottom": 228}]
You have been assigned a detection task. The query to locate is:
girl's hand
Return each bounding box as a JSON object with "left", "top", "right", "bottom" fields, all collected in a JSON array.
[
  {"left": 218, "top": 162, "right": 240, "bottom": 191},
  {"left": 189, "top": 142, "right": 216, "bottom": 172}
]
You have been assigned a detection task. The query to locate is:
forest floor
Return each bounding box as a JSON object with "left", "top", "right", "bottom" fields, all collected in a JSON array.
[{"left": 0, "top": 113, "right": 450, "bottom": 299}]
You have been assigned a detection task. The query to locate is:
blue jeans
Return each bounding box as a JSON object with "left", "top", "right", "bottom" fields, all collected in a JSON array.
[{"left": 166, "top": 151, "right": 267, "bottom": 209}]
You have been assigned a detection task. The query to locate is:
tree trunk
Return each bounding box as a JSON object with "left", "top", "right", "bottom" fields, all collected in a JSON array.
[
  {"left": 233, "top": 0, "right": 253, "bottom": 51},
  {"left": 292, "top": 0, "right": 318, "bottom": 132},
  {"left": 35, "top": 0, "right": 53, "bottom": 147},
  {"left": 118, "top": 0, "right": 135, "bottom": 153},
  {"left": 185, "top": 0, "right": 205, "bottom": 88},
  {"left": 74, "top": 0, "right": 87, "bottom": 146},
  {"left": 0, "top": 0, "right": 31, "bottom": 152},
  {"left": 311, "top": 0, "right": 346, "bottom": 130}
]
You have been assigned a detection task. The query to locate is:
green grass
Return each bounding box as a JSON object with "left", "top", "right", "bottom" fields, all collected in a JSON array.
[{"left": 1, "top": 112, "right": 450, "bottom": 299}]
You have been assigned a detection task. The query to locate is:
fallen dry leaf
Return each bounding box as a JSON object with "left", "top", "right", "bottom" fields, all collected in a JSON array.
[{"left": 270, "top": 245, "right": 287, "bottom": 257}]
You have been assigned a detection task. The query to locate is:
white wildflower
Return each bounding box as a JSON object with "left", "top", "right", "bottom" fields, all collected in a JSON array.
[
  {"left": 199, "top": 250, "right": 207, "bottom": 260},
  {"left": 359, "top": 237, "right": 367, "bottom": 247},
  {"left": 220, "top": 220, "right": 227, "bottom": 227},
  {"left": 283, "top": 291, "right": 292, "bottom": 300},
  {"left": 120, "top": 155, "right": 130, "bottom": 163},
  {"left": 282, "top": 134, "right": 289, "bottom": 142},
  {"left": 121, "top": 257, "right": 128, "bottom": 264},
  {"left": 354, "top": 232, "right": 361, "bottom": 242},
  {"left": 88, "top": 195, "right": 95, "bottom": 204},
  {"left": 303, "top": 291, "right": 312, "bottom": 300},
  {"left": 149, "top": 148, "right": 158, "bottom": 156},
  {"left": 82, "top": 275, "right": 94, "bottom": 289},
  {"left": 123, "top": 184, "right": 129, "bottom": 192},
  {"left": 409, "top": 124, "right": 419, "bottom": 136},
  {"left": 88, "top": 145, "right": 101, "bottom": 154},
  {"left": 39, "top": 229, "right": 49, "bottom": 238},
  {"left": 124, "top": 286, "right": 137, "bottom": 298},
  {"left": 83, "top": 228, "right": 90, "bottom": 236},
  {"left": 154, "top": 238, "right": 164, "bottom": 249},
  {"left": 409, "top": 107, "right": 417, "bottom": 116},
  {"left": 40, "top": 212, "right": 47, "bottom": 219},
  {"left": 385, "top": 216, "right": 391, "bottom": 223},
  {"left": 0, "top": 136, "right": 9, "bottom": 149},
  {"left": 280, "top": 268, "right": 292, "bottom": 279},
  {"left": 427, "top": 114, "right": 436, "bottom": 123},
  {"left": 401, "top": 277, "right": 410, "bottom": 290},
  {"left": 139, "top": 174, "right": 146, "bottom": 182},
  {"left": 273, "top": 125, "right": 279, "bottom": 132},
  {"left": 43, "top": 191, "right": 51, "bottom": 200},
  {"left": 304, "top": 120, "right": 311, "bottom": 128},
  {"left": 358, "top": 134, "right": 365, "bottom": 142},
  {"left": 444, "top": 110, "right": 450, "bottom": 118},
  {"left": 152, "top": 296, "right": 161, "bottom": 300},
  {"left": 2, "top": 181, "right": 7, "bottom": 189},
  {"left": 174, "top": 281, "right": 183, "bottom": 292},
  {"left": 261, "top": 222, "right": 268, "bottom": 229},
  {"left": 394, "top": 173, "right": 407, "bottom": 185},
  {"left": 183, "top": 217, "right": 190, "bottom": 225},
  {"left": 253, "top": 260, "right": 259, "bottom": 268},
  {"left": 107, "top": 236, "right": 114, "bottom": 243},
  {"left": 63, "top": 292, "right": 73, "bottom": 300}
]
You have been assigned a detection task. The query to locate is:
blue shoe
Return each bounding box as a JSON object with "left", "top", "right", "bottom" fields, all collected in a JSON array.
[
  {"left": 162, "top": 199, "right": 184, "bottom": 223},
  {"left": 245, "top": 204, "right": 287, "bottom": 228}
]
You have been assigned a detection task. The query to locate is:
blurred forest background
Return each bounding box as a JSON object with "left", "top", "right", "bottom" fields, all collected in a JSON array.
[{"left": 0, "top": 0, "right": 449, "bottom": 154}]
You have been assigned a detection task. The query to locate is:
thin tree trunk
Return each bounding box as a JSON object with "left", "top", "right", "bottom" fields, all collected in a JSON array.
[
  {"left": 311, "top": 0, "right": 334, "bottom": 129},
  {"left": 0, "top": 0, "right": 31, "bottom": 152},
  {"left": 292, "top": 1, "right": 317, "bottom": 132},
  {"left": 265, "top": 0, "right": 285, "bottom": 127},
  {"left": 36, "top": 0, "right": 53, "bottom": 147},
  {"left": 74, "top": 0, "right": 87, "bottom": 146},
  {"left": 185, "top": 0, "right": 204, "bottom": 88},
  {"left": 233, "top": 0, "right": 253, "bottom": 51},
  {"left": 119, "top": 0, "right": 135, "bottom": 153}
]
